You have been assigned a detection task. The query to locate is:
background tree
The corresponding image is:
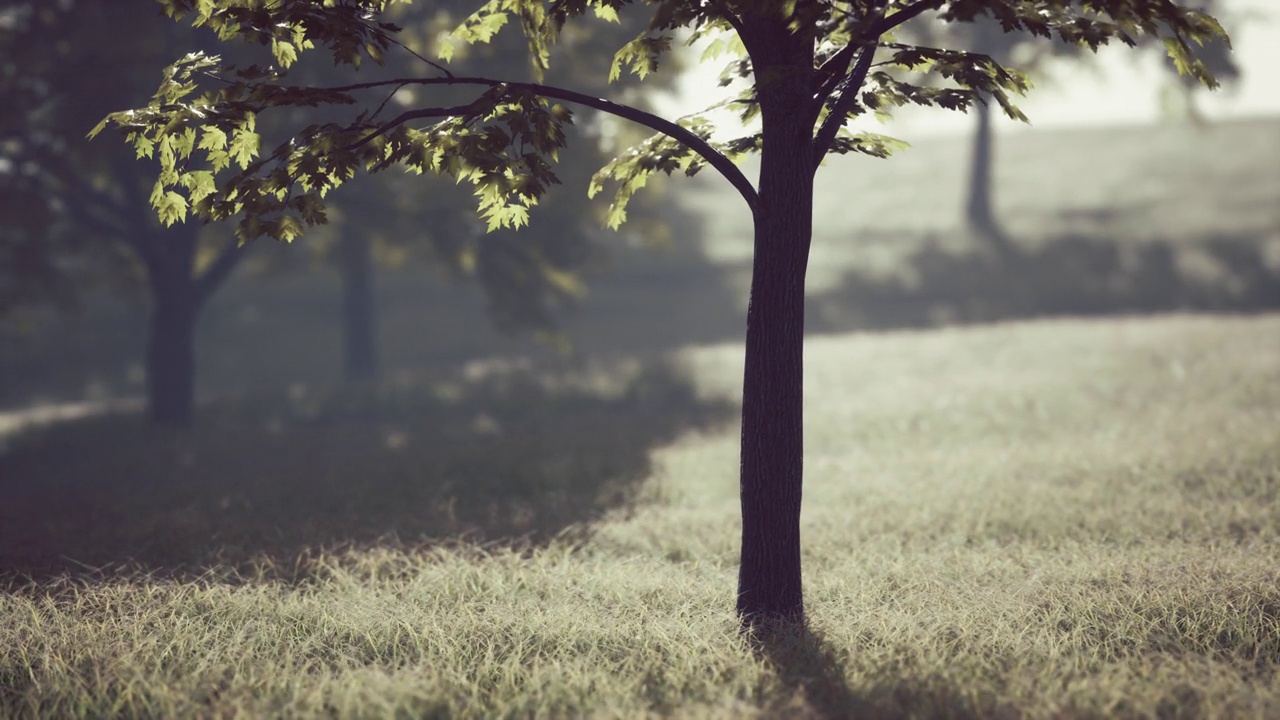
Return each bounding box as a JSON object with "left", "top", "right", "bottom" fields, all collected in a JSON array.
[
  {"left": 97, "top": 0, "right": 1228, "bottom": 626},
  {"left": 218, "top": 0, "right": 686, "bottom": 383},
  {"left": 1, "top": 0, "right": 249, "bottom": 425},
  {"left": 1155, "top": 0, "right": 1239, "bottom": 123},
  {"left": 3, "top": 0, "right": 682, "bottom": 421},
  {"left": 902, "top": 0, "right": 1240, "bottom": 253}
]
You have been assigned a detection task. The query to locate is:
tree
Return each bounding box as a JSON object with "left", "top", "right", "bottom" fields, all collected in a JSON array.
[
  {"left": 95, "top": 0, "right": 1228, "bottom": 626},
  {"left": 1, "top": 0, "right": 250, "bottom": 426},
  {"left": 244, "top": 1, "right": 686, "bottom": 383},
  {"left": 1155, "top": 0, "right": 1238, "bottom": 124},
  {"left": 906, "top": 1, "right": 1239, "bottom": 252},
  {"left": 894, "top": 15, "right": 1083, "bottom": 251},
  {"left": 958, "top": 17, "right": 1050, "bottom": 250}
]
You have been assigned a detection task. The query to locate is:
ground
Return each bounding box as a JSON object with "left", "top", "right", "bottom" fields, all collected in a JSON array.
[
  {"left": 0, "top": 117, "right": 1277, "bottom": 718},
  {"left": 2, "top": 313, "right": 1278, "bottom": 718}
]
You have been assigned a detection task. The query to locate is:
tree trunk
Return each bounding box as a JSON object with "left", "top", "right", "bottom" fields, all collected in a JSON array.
[
  {"left": 965, "top": 23, "right": 1012, "bottom": 255},
  {"left": 145, "top": 288, "right": 198, "bottom": 426},
  {"left": 965, "top": 99, "right": 1014, "bottom": 256},
  {"left": 142, "top": 226, "right": 204, "bottom": 428},
  {"left": 736, "top": 29, "right": 815, "bottom": 626},
  {"left": 339, "top": 230, "right": 378, "bottom": 382}
]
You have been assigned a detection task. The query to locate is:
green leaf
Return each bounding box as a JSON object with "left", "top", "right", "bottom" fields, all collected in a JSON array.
[
  {"left": 271, "top": 39, "right": 299, "bottom": 69},
  {"left": 275, "top": 215, "right": 305, "bottom": 242},
  {"left": 87, "top": 116, "right": 110, "bottom": 140},
  {"left": 172, "top": 126, "right": 197, "bottom": 160},
  {"left": 135, "top": 136, "right": 156, "bottom": 160},
  {"left": 198, "top": 126, "right": 228, "bottom": 152},
  {"left": 155, "top": 191, "right": 189, "bottom": 227},
  {"left": 182, "top": 170, "right": 217, "bottom": 204},
  {"left": 229, "top": 128, "right": 260, "bottom": 169},
  {"left": 206, "top": 148, "right": 231, "bottom": 173}
]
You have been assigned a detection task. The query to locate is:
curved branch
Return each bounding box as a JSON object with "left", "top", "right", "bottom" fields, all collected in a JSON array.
[
  {"left": 871, "top": 0, "right": 945, "bottom": 36},
  {"left": 808, "top": 0, "right": 940, "bottom": 160},
  {"left": 810, "top": 42, "right": 877, "bottom": 169},
  {"left": 195, "top": 236, "right": 250, "bottom": 307},
  {"left": 814, "top": 0, "right": 942, "bottom": 98},
  {"left": 812, "top": 44, "right": 857, "bottom": 110},
  {"left": 347, "top": 103, "right": 479, "bottom": 150},
  {"left": 326, "top": 76, "right": 759, "bottom": 216}
]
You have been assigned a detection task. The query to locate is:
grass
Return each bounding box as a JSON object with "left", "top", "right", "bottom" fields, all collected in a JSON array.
[{"left": 3, "top": 313, "right": 1279, "bottom": 718}]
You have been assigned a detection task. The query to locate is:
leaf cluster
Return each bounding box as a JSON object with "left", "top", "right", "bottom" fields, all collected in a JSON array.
[
  {"left": 157, "top": 0, "right": 416, "bottom": 69},
  {"left": 91, "top": 0, "right": 1231, "bottom": 241},
  {"left": 93, "top": 47, "right": 575, "bottom": 241},
  {"left": 936, "top": 0, "right": 1229, "bottom": 87}
]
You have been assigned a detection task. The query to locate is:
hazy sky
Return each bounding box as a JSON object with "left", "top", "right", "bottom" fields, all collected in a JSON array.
[{"left": 652, "top": 0, "right": 1279, "bottom": 138}]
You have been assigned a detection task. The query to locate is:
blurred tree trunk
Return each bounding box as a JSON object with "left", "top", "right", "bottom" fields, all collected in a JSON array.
[
  {"left": 339, "top": 230, "right": 378, "bottom": 382},
  {"left": 965, "top": 22, "right": 1013, "bottom": 256},
  {"left": 139, "top": 224, "right": 247, "bottom": 427},
  {"left": 966, "top": 100, "right": 997, "bottom": 236},
  {"left": 143, "top": 230, "right": 200, "bottom": 427},
  {"left": 146, "top": 284, "right": 198, "bottom": 426}
]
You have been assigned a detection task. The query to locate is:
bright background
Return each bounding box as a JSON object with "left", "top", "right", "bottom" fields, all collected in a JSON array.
[{"left": 654, "top": 0, "right": 1279, "bottom": 138}]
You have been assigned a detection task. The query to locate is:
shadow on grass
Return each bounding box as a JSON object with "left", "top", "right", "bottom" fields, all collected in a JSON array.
[
  {"left": 753, "top": 620, "right": 1022, "bottom": 719},
  {"left": 752, "top": 621, "right": 870, "bottom": 719},
  {"left": 0, "top": 359, "right": 734, "bottom": 586},
  {"left": 809, "top": 231, "right": 1280, "bottom": 333}
]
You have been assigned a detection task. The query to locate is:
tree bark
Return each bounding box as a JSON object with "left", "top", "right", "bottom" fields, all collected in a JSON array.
[
  {"left": 140, "top": 226, "right": 248, "bottom": 428},
  {"left": 144, "top": 231, "right": 201, "bottom": 427},
  {"left": 145, "top": 287, "right": 198, "bottom": 426},
  {"left": 339, "top": 230, "right": 378, "bottom": 382},
  {"left": 736, "top": 20, "right": 815, "bottom": 626}
]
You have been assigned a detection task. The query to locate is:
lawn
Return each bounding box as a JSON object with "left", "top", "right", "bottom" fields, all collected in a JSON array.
[{"left": 3, "top": 312, "right": 1278, "bottom": 718}]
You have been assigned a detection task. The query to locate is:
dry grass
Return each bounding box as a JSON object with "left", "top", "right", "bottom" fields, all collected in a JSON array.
[{"left": 2, "top": 313, "right": 1278, "bottom": 718}]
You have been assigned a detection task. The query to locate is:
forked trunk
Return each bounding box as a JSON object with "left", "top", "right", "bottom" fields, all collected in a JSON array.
[{"left": 737, "top": 40, "right": 816, "bottom": 625}]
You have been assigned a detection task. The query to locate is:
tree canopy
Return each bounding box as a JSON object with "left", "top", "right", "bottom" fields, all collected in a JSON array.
[
  {"left": 95, "top": 0, "right": 1230, "bottom": 625},
  {"left": 94, "top": 0, "right": 1227, "bottom": 243}
]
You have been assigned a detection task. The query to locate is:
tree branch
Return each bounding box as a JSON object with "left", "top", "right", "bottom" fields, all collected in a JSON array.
[
  {"left": 810, "top": 42, "right": 877, "bottom": 169},
  {"left": 812, "top": 44, "right": 857, "bottom": 109},
  {"left": 194, "top": 235, "right": 250, "bottom": 307},
  {"left": 808, "top": 0, "right": 940, "bottom": 152},
  {"left": 104, "top": 151, "right": 169, "bottom": 265},
  {"left": 347, "top": 103, "right": 485, "bottom": 150},
  {"left": 327, "top": 76, "right": 759, "bottom": 216},
  {"left": 384, "top": 35, "right": 454, "bottom": 78},
  {"left": 870, "top": 0, "right": 945, "bottom": 37}
]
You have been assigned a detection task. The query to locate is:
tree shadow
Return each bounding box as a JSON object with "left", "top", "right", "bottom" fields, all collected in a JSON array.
[
  {"left": 751, "top": 620, "right": 1019, "bottom": 719},
  {"left": 809, "top": 231, "right": 1280, "bottom": 333},
  {"left": 751, "top": 620, "right": 872, "bottom": 719},
  {"left": 0, "top": 359, "right": 735, "bottom": 586}
]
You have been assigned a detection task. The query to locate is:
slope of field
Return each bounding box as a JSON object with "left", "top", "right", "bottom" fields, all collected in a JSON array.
[{"left": 3, "top": 313, "right": 1278, "bottom": 718}]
